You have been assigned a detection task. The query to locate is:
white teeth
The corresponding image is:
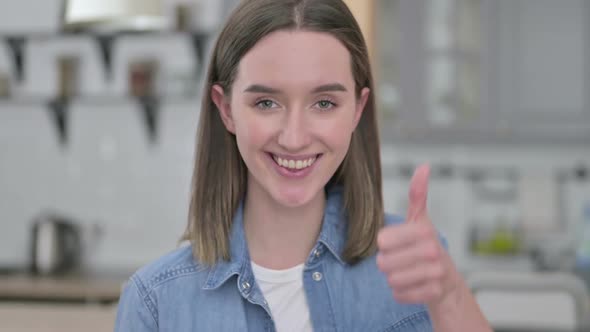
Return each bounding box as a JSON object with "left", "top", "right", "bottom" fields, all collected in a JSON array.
[{"left": 272, "top": 155, "right": 318, "bottom": 170}]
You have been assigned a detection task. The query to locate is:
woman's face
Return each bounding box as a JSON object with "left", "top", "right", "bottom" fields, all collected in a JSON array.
[{"left": 213, "top": 30, "right": 369, "bottom": 208}]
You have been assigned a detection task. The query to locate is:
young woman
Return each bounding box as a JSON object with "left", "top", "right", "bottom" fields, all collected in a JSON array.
[{"left": 115, "top": 0, "right": 491, "bottom": 331}]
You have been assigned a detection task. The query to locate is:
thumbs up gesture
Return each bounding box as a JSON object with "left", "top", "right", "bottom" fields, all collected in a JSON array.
[{"left": 376, "top": 164, "right": 458, "bottom": 307}]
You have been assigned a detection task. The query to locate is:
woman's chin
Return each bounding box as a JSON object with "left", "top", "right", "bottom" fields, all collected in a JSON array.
[{"left": 273, "top": 186, "right": 319, "bottom": 208}]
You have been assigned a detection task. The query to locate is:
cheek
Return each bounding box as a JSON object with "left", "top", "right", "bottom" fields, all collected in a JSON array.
[
  {"left": 330, "top": 130, "right": 353, "bottom": 156},
  {"left": 233, "top": 110, "right": 272, "bottom": 151},
  {"left": 316, "top": 113, "right": 356, "bottom": 152}
]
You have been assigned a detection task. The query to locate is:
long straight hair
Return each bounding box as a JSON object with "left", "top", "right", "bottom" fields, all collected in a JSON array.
[{"left": 182, "top": 0, "right": 383, "bottom": 265}]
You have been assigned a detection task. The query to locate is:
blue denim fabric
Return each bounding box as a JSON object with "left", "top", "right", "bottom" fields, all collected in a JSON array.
[{"left": 115, "top": 187, "right": 436, "bottom": 331}]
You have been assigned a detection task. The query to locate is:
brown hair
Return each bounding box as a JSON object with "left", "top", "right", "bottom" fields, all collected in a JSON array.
[{"left": 182, "top": 0, "right": 383, "bottom": 265}]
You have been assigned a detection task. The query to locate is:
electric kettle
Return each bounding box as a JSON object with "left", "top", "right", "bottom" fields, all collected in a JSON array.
[{"left": 30, "top": 212, "right": 82, "bottom": 275}]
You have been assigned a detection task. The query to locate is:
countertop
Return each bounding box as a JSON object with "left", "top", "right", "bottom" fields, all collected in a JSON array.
[{"left": 0, "top": 271, "right": 129, "bottom": 303}]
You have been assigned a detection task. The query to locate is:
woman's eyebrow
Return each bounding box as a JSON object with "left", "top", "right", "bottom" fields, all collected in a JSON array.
[
  {"left": 243, "top": 83, "right": 348, "bottom": 94},
  {"left": 311, "top": 83, "right": 347, "bottom": 93},
  {"left": 244, "top": 84, "right": 280, "bottom": 94}
]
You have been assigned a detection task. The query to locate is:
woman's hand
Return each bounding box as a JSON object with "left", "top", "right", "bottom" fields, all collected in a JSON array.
[{"left": 376, "top": 165, "right": 459, "bottom": 308}]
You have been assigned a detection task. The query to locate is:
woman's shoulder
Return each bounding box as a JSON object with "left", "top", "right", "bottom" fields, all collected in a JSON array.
[
  {"left": 115, "top": 245, "right": 215, "bottom": 330},
  {"left": 129, "top": 244, "right": 208, "bottom": 292}
]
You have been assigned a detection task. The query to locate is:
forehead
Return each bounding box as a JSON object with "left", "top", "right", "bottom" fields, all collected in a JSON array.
[{"left": 235, "top": 30, "right": 354, "bottom": 89}]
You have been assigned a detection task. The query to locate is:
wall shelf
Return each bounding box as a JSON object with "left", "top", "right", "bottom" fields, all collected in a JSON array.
[
  {"left": 0, "top": 30, "right": 211, "bottom": 146},
  {"left": 1, "top": 30, "right": 209, "bottom": 82}
]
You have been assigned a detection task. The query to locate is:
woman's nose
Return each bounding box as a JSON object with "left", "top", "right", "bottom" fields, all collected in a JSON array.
[{"left": 277, "top": 110, "right": 311, "bottom": 151}]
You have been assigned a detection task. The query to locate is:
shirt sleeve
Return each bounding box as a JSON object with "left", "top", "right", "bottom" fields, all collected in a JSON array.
[
  {"left": 114, "top": 276, "right": 158, "bottom": 332},
  {"left": 388, "top": 310, "right": 434, "bottom": 332},
  {"left": 439, "top": 232, "right": 449, "bottom": 250}
]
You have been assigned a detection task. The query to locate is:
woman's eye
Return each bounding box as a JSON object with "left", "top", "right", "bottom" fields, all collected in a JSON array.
[
  {"left": 255, "top": 99, "right": 278, "bottom": 110},
  {"left": 316, "top": 100, "right": 336, "bottom": 110}
]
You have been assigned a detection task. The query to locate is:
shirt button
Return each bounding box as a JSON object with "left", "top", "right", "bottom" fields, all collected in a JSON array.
[
  {"left": 313, "top": 249, "right": 321, "bottom": 258},
  {"left": 312, "top": 271, "right": 323, "bottom": 281},
  {"left": 242, "top": 281, "right": 250, "bottom": 290}
]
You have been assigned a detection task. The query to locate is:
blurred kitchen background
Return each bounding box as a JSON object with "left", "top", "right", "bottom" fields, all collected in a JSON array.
[{"left": 0, "top": 0, "right": 589, "bottom": 331}]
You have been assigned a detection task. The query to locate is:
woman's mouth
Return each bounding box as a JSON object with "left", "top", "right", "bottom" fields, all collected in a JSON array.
[
  {"left": 267, "top": 153, "right": 322, "bottom": 178},
  {"left": 271, "top": 154, "right": 318, "bottom": 170}
]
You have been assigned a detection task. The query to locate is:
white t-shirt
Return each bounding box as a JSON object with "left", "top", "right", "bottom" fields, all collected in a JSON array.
[{"left": 251, "top": 261, "right": 313, "bottom": 332}]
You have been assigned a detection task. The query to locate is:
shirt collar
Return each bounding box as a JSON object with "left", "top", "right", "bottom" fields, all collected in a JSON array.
[
  {"left": 202, "top": 199, "right": 250, "bottom": 290},
  {"left": 202, "top": 185, "right": 347, "bottom": 290},
  {"left": 317, "top": 186, "right": 348, "bottom": 265}
]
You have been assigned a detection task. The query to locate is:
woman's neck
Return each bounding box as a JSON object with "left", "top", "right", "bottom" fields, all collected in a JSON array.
[{"left": 243, "top": 180, "right": 325, "bottom": 270}]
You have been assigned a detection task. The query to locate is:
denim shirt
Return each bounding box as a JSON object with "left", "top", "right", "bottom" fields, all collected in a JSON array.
[{"left": 115, "top": 188, "right": 435, "bottom": 331}]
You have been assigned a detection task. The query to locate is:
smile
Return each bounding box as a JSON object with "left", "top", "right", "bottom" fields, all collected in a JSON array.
[{"left": 271, "top": 154, "right": 319, "bottom": 170}]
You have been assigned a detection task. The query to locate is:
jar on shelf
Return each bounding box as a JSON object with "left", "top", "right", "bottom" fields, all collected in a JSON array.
[
  {"left": 175, "top": 4, "right": 193, "bottom": 31},
  {"left": 57, "top": 56, "right": 80, "bottom": 99},
  {"left": 128, "top": 59, "right": 158, "bottom": 98},
  {"left": 0, "top": 71, "right": 10, "bottom": 98}
]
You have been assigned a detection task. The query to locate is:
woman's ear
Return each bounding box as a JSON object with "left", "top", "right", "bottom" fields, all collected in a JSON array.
[
  {"left": 211, "top": 84, "right": 235, "bottom": 134},
  {"left": 354, "top": 87, "right": 370, "bottom": 128}
]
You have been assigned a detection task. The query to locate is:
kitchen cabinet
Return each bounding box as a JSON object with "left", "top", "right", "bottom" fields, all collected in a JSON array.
[
  {"left": 493, "top": 0, "right": 590, "bottom": 141},
  {"left": 0, "top": 273, "right": 124, "bottom": 332},
  {"left": 377, "top": 0, "right": 486, "bottom": 142},
  {"left": 0, "top": 303, "right": 118, "bottom": 332},
  {"left": 467, "top": 270, "right": 590, "bottom": 330},
  {"left": 376, "top": 0, "right": 590, "bottom": 145}
]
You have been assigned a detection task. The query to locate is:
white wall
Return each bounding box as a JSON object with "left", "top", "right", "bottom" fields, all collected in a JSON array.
[
  {"left": 0, "top": 0, "right": 589, "bottom": 274},
  {"left": 0, "top": 0, "right": 224, "bottom": 272}
]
